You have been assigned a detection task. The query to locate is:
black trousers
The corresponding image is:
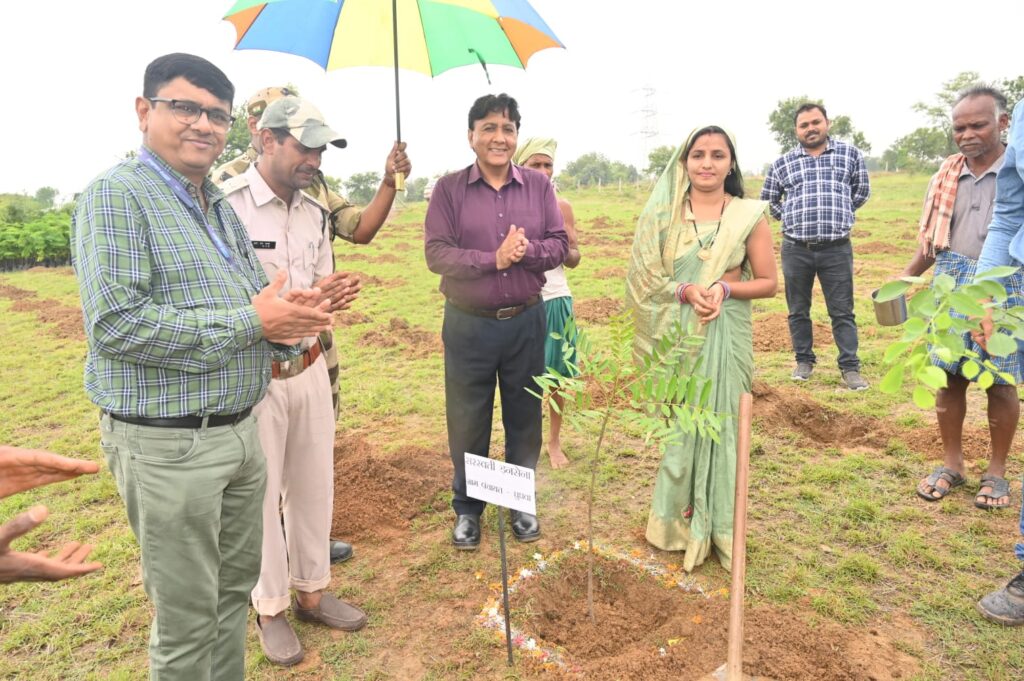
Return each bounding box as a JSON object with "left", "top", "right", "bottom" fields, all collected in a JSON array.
[{"left": 442, "top": 300, "right": 545, "bottom": 516}]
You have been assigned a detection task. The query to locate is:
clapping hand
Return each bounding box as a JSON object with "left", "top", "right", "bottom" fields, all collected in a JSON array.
[
  {"left": 253, "top": 270, "right": 333, "bottom": 345},
  {"left": 496, "top": 226, "right": 528, "bottom": 270},
  {"left": 315, "top": 272, "right": 362, "bottom": 312}
]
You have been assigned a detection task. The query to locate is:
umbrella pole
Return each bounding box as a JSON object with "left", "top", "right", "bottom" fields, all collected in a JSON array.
[{"left": 391, "top": 0, "right": 405, "bottom": 191}]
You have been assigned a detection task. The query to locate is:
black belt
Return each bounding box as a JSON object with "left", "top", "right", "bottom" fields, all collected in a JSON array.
[
  {"left": 448, "top": 295, "right": 541, "bottom": 320},
  {"left": 107, "top": 407, "right": 253, "bottom": 429},
  {"left": 784, "top": 236, "right": 849, "bottom": 251}
]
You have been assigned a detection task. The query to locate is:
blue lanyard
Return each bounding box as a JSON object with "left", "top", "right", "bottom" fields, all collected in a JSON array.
[{"left": 138, "top": 148, "right": 256, "bottom": 291}]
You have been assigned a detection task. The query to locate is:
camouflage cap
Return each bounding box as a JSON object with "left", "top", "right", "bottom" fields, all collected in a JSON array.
[
  {"left": 245, "top": 86, "right": 298, "bottom": 118},
  {"left": 257, "top": 96, "right": 347, "bottom": 149}
]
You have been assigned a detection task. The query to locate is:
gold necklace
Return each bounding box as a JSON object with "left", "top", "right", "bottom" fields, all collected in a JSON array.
[{"left": 688, "top": 198, "right": 727, "bottom": 261}]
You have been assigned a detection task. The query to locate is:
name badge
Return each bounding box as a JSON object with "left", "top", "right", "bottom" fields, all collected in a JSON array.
[{"left": 251, "top": 240, "right": 276, "bottom": 250}]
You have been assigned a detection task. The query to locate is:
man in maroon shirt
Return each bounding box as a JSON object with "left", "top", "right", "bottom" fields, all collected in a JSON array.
[{"left": 424, "top": 93, "right": 568, "bottom": 549}]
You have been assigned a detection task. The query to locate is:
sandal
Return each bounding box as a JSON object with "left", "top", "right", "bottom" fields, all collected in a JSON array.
[
  {"left": 975, "top": 475, "right": 1012, "bottom": 510},
  {"left": 917, "top": 466, "right": 965, "bottom": 501}
]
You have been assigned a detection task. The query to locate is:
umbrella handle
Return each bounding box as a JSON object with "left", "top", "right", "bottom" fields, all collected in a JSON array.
[{"left": 393, "top": 172, "right": 406, "bottom": 192}]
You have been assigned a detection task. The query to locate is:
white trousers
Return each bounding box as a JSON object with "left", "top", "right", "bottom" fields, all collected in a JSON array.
[{"left": 251, "top": 354, "right": 336, "bottom": 616}]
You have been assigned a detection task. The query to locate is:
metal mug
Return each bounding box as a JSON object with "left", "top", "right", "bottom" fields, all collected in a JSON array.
[{"left": 872, "top": 288, "right": 908, "bottom": 326}]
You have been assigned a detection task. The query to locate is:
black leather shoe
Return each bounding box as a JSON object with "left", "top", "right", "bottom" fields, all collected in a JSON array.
[
  {"left": 510, "top": 510, "right": 541, "bottom": 542},
  {"left": 452, "top": 514, "right": 481, "bottom": 550},
  {"left": 329, "top": 540, "right": 353, "bottom": 564}
]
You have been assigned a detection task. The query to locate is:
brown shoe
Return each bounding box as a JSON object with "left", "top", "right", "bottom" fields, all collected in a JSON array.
[
  {"left": 293, "top": 593, "right": 367, "bottom": 631},
  {"left": 255, "top": 614, "right": 304, "bottom": 666}
]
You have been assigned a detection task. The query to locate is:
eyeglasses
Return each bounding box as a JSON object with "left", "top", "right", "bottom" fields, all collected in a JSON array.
[{"left": 147, "top": 98, "right": 236, "bottom": 130}]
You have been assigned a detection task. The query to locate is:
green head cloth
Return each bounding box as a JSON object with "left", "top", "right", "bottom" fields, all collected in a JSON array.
[{"left": 513, "top": 137, "right": 557, "bottom": 166}]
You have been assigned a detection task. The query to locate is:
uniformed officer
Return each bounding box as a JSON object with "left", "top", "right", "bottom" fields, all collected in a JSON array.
[
  {"left": 223, "top": 96, "right": 366, "bottom": 666},
  {"left": 215, "top": 86, "right": 411, "bottom": 565}
]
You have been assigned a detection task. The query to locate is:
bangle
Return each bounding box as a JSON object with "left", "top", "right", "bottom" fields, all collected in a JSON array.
[
  {"left": 676, "top": 283, "right": 694, "bottom": 304},
  {"left": 714, "top": 280, "right": 731, "bottom": 300}
]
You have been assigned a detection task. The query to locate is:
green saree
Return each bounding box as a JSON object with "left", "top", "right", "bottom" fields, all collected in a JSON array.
[{"left": 625, "top": 130, "right": 768, "bottom": 571}]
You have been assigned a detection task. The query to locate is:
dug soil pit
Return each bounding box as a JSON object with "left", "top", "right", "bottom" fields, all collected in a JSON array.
[
  {"left": 331, "top": 432, "right": 449, "bottom": 542},
  {"left": 516, "top": 554, "right": 919, "bottom": 681},
  {"left": 575, "top": 297, "right": 623, "bottom": 325},
  {"left": 753, "top": 312, "right": 833, "bottom": 353},
  {"left": 0, "top": 283, "right": 84, "bottom": 341},
  {"left": 751, "top": 381, "right": 890, "bottom": 448}
]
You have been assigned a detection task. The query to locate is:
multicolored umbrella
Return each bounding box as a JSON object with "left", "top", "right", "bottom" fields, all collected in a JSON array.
[
  {"left": 225, "top": 0, "right": 563, "bottom": 79},
  {"left": 223, "top": 0, "right": 564, "bottom": 186}
]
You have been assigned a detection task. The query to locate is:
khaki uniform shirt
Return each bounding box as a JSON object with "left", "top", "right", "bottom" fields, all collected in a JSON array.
[
  {"left": 213, "top": 146, "right": 363, "bottom": 241},
  {"left": 223, "top": 164, "right": 334, "bottom": 351}
]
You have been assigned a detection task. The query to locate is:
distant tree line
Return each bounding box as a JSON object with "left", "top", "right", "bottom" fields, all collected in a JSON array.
[{"left": 881, "top": 71, "right": 1023, "bottom": 172}]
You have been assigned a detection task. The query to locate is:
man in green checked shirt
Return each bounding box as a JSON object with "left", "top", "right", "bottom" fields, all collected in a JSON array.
[{"left": 71, "top": 53, "right": 333, "bottom": 681}]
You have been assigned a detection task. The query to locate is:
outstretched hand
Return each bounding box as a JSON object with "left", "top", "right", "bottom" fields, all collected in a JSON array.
[
  {"left": 0, "top": 446, "right": 99, "bottom": 499},
  {"left": 0, "top": 506, "right": 103, "bottom": 583}
]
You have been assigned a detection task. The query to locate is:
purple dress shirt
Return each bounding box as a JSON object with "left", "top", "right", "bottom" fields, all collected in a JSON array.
[{"left": 425, "top": 162, "right": 568, "bottom": 309}]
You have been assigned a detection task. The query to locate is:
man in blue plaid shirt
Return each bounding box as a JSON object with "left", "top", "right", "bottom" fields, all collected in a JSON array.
[
  {"left": 761, "top": 103, "right": 871, "bottom": 390},
  {"left": 71, "top": 53, "right": 333, "bottom": 681}
]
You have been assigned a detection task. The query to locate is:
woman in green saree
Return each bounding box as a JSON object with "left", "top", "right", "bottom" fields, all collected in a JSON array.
[{"left": 626, "top": 126, "right": 777, "bottom": 571}]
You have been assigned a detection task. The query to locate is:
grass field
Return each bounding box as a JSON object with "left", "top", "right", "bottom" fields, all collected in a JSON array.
[{"left": 2, "top": 173, "right": 1023, "bottom": 680}]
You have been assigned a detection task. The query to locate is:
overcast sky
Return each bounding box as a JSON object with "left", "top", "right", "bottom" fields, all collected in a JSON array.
[{"left": 2, "top": 0, "right": 1022, "bottom": 198}]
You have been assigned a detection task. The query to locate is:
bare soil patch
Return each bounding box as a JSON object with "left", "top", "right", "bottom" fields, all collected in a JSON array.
[
  {"left": 753, "top": 312, "right": 832, "bottom": 353},
  {"left": 358, "top": 317, "right": 442, "bottom": 357},
  {"left": 342, "top": 250, "right": 401, "bottom": 264},
  {"left": 517, "top": 553, "right": 919, "bottom": 680},
  {"left": 392, "top": 242, "right": 412, "bottom": 251},
  {"left": 751, "top": 381, "right": 891, "bottom": 448},
  {"left": 858, "top": 241, "right": 909, "bottom": 256},
  {"left": 0, "top": 283, "right": 84, "bottom": 341},
  {"left": 594, "top": 266, "right": 626, "bottom": 279},
  {"left": 575, "top": 297, "right": 623, "bottom": 325},
  {"left": 331, "top": 432, "right": 449, "bottom": 542}
]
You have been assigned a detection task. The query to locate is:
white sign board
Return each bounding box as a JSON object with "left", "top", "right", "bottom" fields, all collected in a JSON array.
[{"left": 464, "top": 453, "right": 537, "bottom": 515}]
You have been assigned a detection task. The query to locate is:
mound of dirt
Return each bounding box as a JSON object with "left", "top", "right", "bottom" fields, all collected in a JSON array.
[
  {"left": 345, "top": 270, "right": 408, "bottom": 290},
  {"left": 335, "top": 310, "right": 373, "bottom": 326},
  {"left": 0, "top": 284, "right": 84, "bottom": 341},
  {"left": 751, "top": 381, "right": 890, "bottom": 448},
  {"left": 359, "top": 317, "right": 441, "bottom": 357},
  {"left": 575, "top": 297, "right": 623, "bottom": 324},
  {"left": 517, "top": 553, "right": 919, "bottom": 681},
  {"left": 588, "top": 215, "right": 622, "bottom": 232},
  {"left": 753, "top": 313, "right": 833, "bottom": 353},
  {"left": 331, "top": 433, "right": 449, "bottom": 541}
]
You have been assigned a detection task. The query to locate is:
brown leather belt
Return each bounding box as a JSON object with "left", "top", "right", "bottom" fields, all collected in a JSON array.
[
  {"left": 448, "top": 294, "right": 541, "bottom": 320},
  {"left": 107, "top": 407, "right": 252, "bottom": 429},
  {"left": 272, "top": 341, "right": 322, "bottom": 379}
]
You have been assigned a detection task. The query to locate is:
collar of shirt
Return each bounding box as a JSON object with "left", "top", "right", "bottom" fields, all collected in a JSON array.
[
  {"left": 139, "top": 145, "right": 228, "bottom": 208},
  {"left": 245, "top": 163, "right": 304, "bottom": 210},
  {"left": 795, "top": 137, "right": 834, "bottom": 158},
  {"left": 960, "top": 148, "right": 1006, "bottom": 180},
  {"left": 467, "top": 161, "right": 524, "bottom": 188}
]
